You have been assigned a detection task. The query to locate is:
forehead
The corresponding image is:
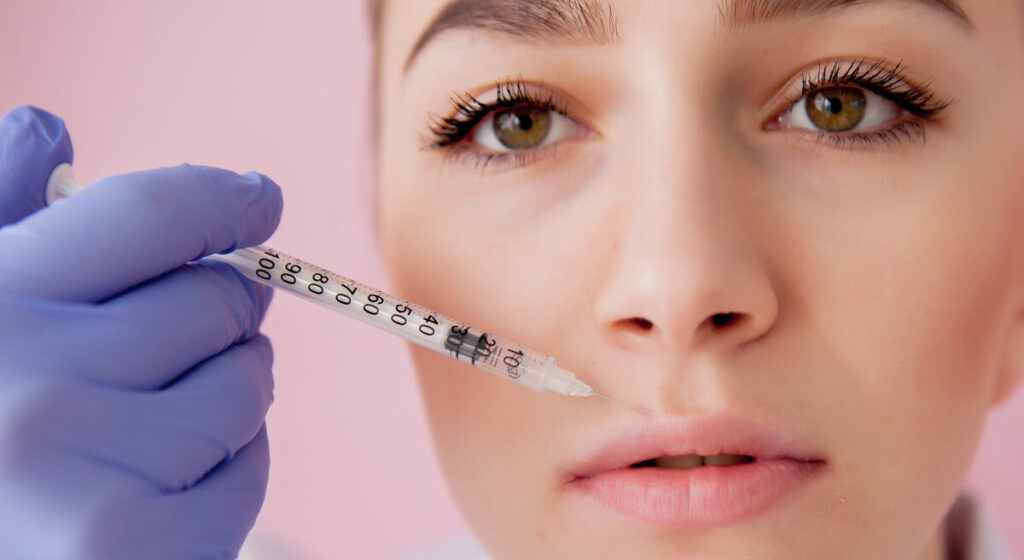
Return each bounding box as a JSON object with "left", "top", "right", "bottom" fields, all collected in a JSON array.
[
  {"left": 380, "top": 0, "right": 976, "bottom": 39},
  {"left": 379, "top": 0, "right": 986, "bottom": 76}
]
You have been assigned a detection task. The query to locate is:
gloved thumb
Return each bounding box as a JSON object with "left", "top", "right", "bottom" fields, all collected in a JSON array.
[{"left": 0, "top": 106, "right": 73, "bottom": 227}]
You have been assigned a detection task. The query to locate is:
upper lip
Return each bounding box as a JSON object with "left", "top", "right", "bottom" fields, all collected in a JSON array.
[{"left": 565, "top": 412, "right": 827, "bottom": 481}]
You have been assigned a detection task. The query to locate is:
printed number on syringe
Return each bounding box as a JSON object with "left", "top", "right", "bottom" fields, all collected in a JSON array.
[{"left": 254, "top": 248, "right": 443, "bottom": 339}]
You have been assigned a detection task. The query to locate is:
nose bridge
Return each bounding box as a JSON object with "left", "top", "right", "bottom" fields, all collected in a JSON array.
[
  {"left": 621, "top": 69, "right": 739, "bottom": 293},
  {"left": 591, "top": 80, "right": 778, "bottom": 353},
  {"left": 619, "top": 53, "right": 733, "bottom": 245},
  {"left": 615, "top": 138, "right": 746, "bottom": 316}
]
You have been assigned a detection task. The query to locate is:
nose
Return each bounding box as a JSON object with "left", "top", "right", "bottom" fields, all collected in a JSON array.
[{"left": 591, "top": 139, "right": 779, "bottom": 355}]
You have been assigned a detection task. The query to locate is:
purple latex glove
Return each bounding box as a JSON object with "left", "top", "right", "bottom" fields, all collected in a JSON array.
[{"left": 0, "top": 107, "right": 283, "bottom": 560}]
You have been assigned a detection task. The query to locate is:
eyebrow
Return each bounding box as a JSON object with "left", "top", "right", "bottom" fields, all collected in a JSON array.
[
  {"left": 404, "top": 0, "right": 619, "bottom": 71},
  {"left": 404, "top": 0, "right": 972, "bottom": 72},
  {"left": 720, "top": 0, "right": 972, "bottom": 30}
]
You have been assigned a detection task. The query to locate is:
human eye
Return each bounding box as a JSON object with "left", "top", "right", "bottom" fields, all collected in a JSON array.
[
  {"left": 768, "top": 58, "right": 955, "bottom": 150},
  {"left": 425, "top": 77, "right": 591, "bottom": 170}
]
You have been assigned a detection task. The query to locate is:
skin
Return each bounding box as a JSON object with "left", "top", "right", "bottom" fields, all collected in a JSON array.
[{"left": 374, "top": 1, "right": 1024, "bottom": 558}]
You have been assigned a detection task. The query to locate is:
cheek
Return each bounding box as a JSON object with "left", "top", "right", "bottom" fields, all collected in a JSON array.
[
  {"left": 767, "top": 145, "right": 1024, "bottom": 538},
  {"left": 382, "top": 214, "right": 578, "bottom": 549},
  {"left": 405, "top": 345, "right": 584, "bottom": 552},
  {"left": 379, "top": 163, "right": 613, "bottom": 552}
]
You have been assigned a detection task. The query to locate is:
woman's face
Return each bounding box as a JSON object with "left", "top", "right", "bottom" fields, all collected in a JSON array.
[{"left": 375, "top": 1, "right": 1024, "bottom": 557}]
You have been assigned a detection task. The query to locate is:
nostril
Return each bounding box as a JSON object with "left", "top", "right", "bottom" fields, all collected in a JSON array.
[
  {"left": 710, "top": 312, "right": 738, "bottom": 328},
  {"left": 629, "top": 317, "right": 654, "bottom": 331}
]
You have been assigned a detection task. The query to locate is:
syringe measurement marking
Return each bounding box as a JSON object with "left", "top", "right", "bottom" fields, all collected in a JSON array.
[
  {"left": 254, "top": 249, "right": 442, "bottom": 341},
  {"left": 255, "top": 250, "right": 526, "bottom": 380}
]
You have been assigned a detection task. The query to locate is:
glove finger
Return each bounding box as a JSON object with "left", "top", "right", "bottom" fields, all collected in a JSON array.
[
  {"left": 39, "top": 261, "right": 273, "bottom": 390},
  {"left": 0, "top": 106, "right": 73, "bottom": 227},
  {"left": 162, "top": 425, "right": 270, "bottom": 559},
  {"left": 11, "top": 335, "right": 274, "bottom": 497},
  {"left": 0, "top": 163, "right": 283, "bottom": 303},
  {"left": 81, "top": 426, "right": 270, "bottom": 560}
]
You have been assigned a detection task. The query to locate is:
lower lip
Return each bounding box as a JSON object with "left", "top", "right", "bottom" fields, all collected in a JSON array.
[{"left": 566, "top": 459, "right": 826, "bottom": 529}]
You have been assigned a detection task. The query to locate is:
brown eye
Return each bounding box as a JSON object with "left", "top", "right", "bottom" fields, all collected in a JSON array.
[
  {"left": 492, "top": 105, "right": 553, "bottom": 150},
  {"left": 805, "top": 87, "right": 867, "bottom": 132},
  {"left": 778, "top": 83, "right": 903, "bottom": 137},
  {"left": 468, "top": 99, "right": 582, "bottom": 153}
]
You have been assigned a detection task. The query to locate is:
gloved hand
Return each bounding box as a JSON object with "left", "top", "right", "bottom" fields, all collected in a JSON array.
[{"left": 0, "top": 106, "right": 283, "bottom": 560}]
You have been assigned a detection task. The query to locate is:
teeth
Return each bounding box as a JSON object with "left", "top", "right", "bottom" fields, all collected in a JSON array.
[
  {"left": 654, "top": 454, "right": 703, "bottom": 469},
  {"left": 702, "top": 454, "right": 754, "bottom": 466},
  {"left": 651, "top": 454, "right": 754, "bottom": 468}
]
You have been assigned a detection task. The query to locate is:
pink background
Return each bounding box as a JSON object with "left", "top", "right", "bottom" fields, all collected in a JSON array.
[{"left": 1, "top": 1, "right": 1019, "bottom": 557}]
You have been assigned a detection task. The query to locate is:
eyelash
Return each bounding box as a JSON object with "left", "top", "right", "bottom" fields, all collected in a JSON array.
[
  {"left": 426, "top": 78, "right": 569, "bottom": 169},
  {"left": 786, "top": 58, "right": 954, "bottom": 149},
  {"left": 426, "top": 59, "right": 955, "bottom": 166}
]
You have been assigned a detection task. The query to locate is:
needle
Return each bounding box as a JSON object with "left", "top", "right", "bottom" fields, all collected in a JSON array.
[{"left": 591, "top": 391, "right": 655, "bottom": 416}]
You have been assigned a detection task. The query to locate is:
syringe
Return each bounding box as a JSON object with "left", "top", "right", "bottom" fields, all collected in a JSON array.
[{"left": 45, "top": 164, "right": 651, "bottom": 414}]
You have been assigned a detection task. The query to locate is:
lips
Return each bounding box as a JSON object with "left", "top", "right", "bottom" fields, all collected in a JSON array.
[{"left": 563, "top": 413, "right": 828, "bottom": 530}]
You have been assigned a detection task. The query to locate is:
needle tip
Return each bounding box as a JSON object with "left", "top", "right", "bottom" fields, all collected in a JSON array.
[{"left": 591, "top": 391, "right": 655, "bottom": 416}]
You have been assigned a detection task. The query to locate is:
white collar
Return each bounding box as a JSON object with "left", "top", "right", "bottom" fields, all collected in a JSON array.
[{"left": 944, "top": 492, "right": 1015, "bottom": 560}]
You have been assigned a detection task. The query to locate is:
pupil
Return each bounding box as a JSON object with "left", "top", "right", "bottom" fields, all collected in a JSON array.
[
  {"left": 515, "top": 112, "right": 533, "bottom": 131},
  {"left": 825, "top": 97, "right": 842, "bottom": 114}
]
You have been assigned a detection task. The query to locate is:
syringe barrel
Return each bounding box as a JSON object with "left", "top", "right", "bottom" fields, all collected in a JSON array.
[
  {"left": 212, "top": 245, "right": 589, "bottom": 396},
  {"left": 44, "top": 165, "right": 604, "bottom": 403}
]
